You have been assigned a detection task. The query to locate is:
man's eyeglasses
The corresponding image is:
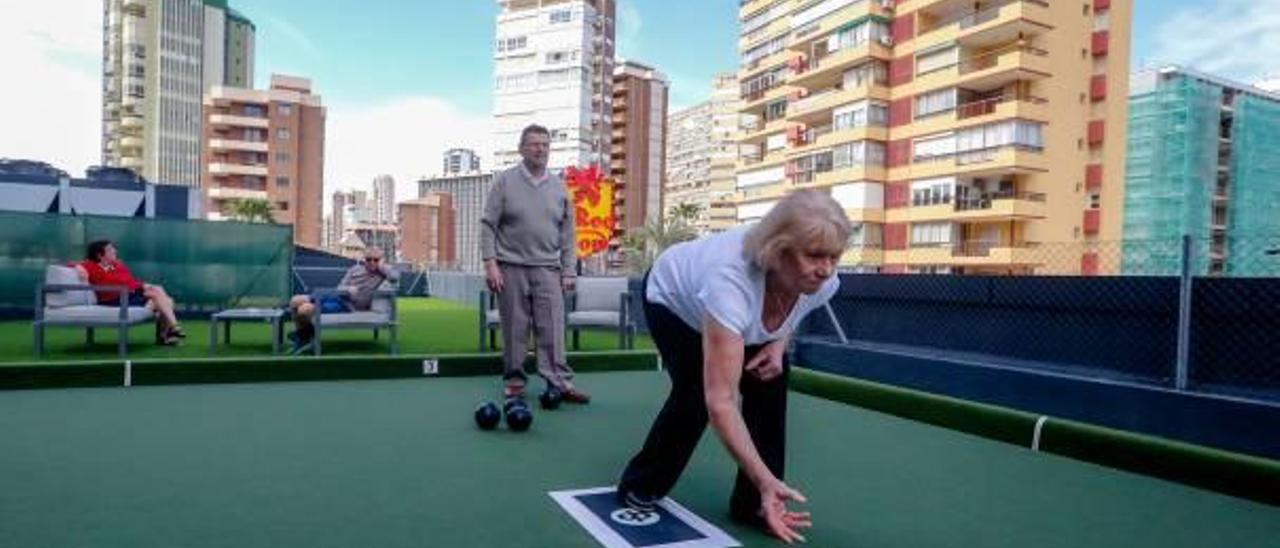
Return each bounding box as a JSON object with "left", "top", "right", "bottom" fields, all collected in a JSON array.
[{"left": 365, "top": 257, "right": 381, "bottom": 262}]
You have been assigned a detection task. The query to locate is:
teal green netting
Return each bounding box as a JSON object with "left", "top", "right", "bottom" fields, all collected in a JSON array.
[
  {"left": 1122, "top": 76, "right": 1222, "bottom": 275},
  {"left": 1226, "top": 94, "right": 1280, "bottom": 276},
  {"left": 0, "top": 211, "right": 292, "bottom": 310}
]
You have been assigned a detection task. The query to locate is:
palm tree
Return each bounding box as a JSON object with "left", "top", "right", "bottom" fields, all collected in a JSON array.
[
  {"left": 226, "top": 198, "right": 276, "bottom": 224},
  {"left": 621, "top": 203, "right": 701, "bottom": 273}
]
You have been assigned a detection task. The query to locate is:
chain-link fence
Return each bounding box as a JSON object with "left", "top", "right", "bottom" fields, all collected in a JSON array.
[{"left": 808, "top": 235, "right": 1280, "bottom": 404}]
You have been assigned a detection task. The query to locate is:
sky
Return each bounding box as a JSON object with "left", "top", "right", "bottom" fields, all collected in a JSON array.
[{"left": 2, "top": 0, "right": 1280, "bottom": 206}]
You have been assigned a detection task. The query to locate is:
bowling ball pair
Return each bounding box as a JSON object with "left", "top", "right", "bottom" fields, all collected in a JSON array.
[
  {"left": 503, "top": 397, "right": 533, "bottom": 431},
  {"left": 473, "top": 398, "right": 533, "bottom": 432}
]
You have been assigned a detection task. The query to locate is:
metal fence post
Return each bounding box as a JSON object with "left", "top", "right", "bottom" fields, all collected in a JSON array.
[{"left": 1175, "top": 234, "right": 1193, "bottom": 391}]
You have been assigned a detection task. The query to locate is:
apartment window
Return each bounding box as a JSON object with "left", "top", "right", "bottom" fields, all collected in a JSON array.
[
  {"left": 916, "top": 45, "right": 959, "bottom": 75},
  {"left": 833, "top": 141, "right": 886, "bottom": 168},
  {"left": 913, "top": 133, "right": 957, "bottom": 161},
  {"left": 277, "top": 103, "right": 293, "bottom": 116},
  {"left": 842, "top": 61, "right": 888, "bottom": 88},
  {"left": 741, "top": 66, "right": 788, "bottom": 98},
  {"left": 549, "top": 9, "right": 573, "bottom": 23},
  {"left": 276, "top": 177, "right": 291, "bottom": 188},
  {"left": 956, "top": 120, "right": 1044, "bottom": 153},
  {"left": 742, "top": 34, "right": 787, "bottom": 68},
  {"left": 1088, "top": 192, "right": 1101, "bottom": 209},
  {"left": 764, "top": 100, "right": 787, "bottom": 122},
  {"left": 833, "top": 100, "right": 888, "bottom": 130},
  {"left": 496, "top": 36, "right": 527, "bottom": 52},
  {"left": 277, "top": 128, "right": 291, "bottom": 140},
  {"left": 546, "top": 51, "right": 569, "bottom": 64},
  {"left": 915, "top": 88, "right": 958, "bottom": 118},
  {"left": 911, "top": 222, "right": 954, "bottom": 245},
  {"left": 827, "top": 19, "right": 890, "bottom": 52},
  {"left": 911, "top": 177, "right": 956, "bottom": 206},
  {"left": 276, "top": 201, "right": 289, "bottom": 211},
  {"left": 276, "top": 152, "right": 291, "bottom": 164}
]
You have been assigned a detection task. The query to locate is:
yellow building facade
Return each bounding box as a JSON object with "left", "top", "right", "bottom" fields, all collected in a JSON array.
[{"left": 735, "top": 0, "right": 1130, "bottom": 274}]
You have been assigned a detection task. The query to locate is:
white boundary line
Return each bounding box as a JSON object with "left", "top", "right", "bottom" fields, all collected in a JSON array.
[
  {"left": 1032, "top": 415, "right": 1049, "bottom": 451},
  {"left": 123, "top": 360, "right": 132, "bottom": 387},
  {"left": 548, "top": 486, "right": 740, "bottom": 548}
]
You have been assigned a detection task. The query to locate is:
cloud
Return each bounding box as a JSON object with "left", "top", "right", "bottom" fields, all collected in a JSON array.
[
  {"left": 0, "top": 0, "right": 101, "bottom": 175},
  {"left": 1148, "top": 0, "right": 1280, "bottom": 82},
  {"left": 323, "top": 96, "right": 493, "bottom": 211},
  {"left": 616, "top": 0, "right": 643, "bottom": 56}
]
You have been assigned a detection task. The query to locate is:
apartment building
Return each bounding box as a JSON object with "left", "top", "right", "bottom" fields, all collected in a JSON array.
[
  {"left": 399, "top": 193, "right": 457, "bottom": 267},
  {"left": 103, "top": 0, "right": 255, "bottom": 187},
  {"left": 666, "top": 73, "right": 741, "bottom": 235},
  {"left": 735, "top": 0, "right": 1130, "bottom": 274},
  {"left": 492, "top": 0, "right": 616, "bottom": 173},
  {"left": 202, "top": 75, "right": 325, "bottom": 247},
  {"left": 611, "top": 60, "right": 668, "bottom": 237},
  {"left": 1123, "top": 66, "right": 1280, "bottom": 276}
]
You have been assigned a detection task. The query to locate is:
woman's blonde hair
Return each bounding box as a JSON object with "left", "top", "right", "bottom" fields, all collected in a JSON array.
[{"left": 742, "top": 189, "right": 853, "bottom": 271}]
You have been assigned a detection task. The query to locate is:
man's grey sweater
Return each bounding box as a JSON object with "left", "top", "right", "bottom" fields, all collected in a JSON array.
[{"left": 480, "top": 164, "right": 576, "bottom": 273}]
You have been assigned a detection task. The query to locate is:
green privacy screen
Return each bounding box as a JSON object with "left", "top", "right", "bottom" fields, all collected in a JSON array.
[
  {"left": 0, "top": 211, "right": 292, "bottom": 310},
  {"left": 1121, "top": 75, "right": 1221, "bottom": 276}
]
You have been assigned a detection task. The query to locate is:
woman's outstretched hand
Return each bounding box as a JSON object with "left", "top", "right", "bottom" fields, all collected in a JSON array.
[{"left": 760, "top": 480, "right": 812, "bottom": 544}]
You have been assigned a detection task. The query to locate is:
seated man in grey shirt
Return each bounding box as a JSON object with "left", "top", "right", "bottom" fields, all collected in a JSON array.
[{"left": 288, "top": 246, "right": 398, "bottom": 353}]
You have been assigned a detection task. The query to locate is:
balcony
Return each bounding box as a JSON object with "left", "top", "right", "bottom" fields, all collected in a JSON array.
[
  {"left": 207, "top": 187, "right": 269, "bottom": 200},
  {"left": 208, "top": 163, "right": 268, "bottom": 177},
  {"left": 209, "top": 114, "right": 269, "bottom": 128},
  {"left": 841, "top": 246, "right": 884, "bottom": 265},
  {"left": 739, "top": 117, "right": 789, "bottom": 146},
  {"left": 902, "top": 241, "right": 1042, "bottom": 266},
  {"left": 741, "top": 49, "right": 795, "bottom": 80},
  {"left": 208, "top": 139, "right": 269, "bottom": 153},
  {"left": 120, "top": 157, "right": 142, "bottom": 170},
  {"left": 908, "top": 93, "right": 1049, "bottom": 138},
  {"left": 121, "top": 115, "right": 143, "bottom": 129},
  {"left": 913, "top": 44, "right": 1051, "bottom": 96},
  {"left": 119, "top": 137, "right": 143, "bottom": 150},
  {"left": 906, "top": 191, "right": 1047, "bottom": 222},
  {"left": 914, "top": 0, "right": 1052, "bottom": 53},
  {"left": 790, "top": 41, "right": 892, "bottom": 90},
  {"left": 788, "top": 84, "right": 892, "bottom": 127},
  {"left": 741, "top": 86, "right": 794, "bottom": 118},
  {"left": 789, "top": 125, "right": 889, "bottom": 156},
  {"left": 795, "top": 163, "right": 889, "bottom": 188},
  {"left": 899, "top": 145, "right": 1048, "bottom": 180},
  {"left": 789, "top": 0, "right": 893, "bottom": 48}
]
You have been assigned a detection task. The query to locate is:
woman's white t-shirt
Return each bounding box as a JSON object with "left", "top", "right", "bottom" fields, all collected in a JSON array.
[{"left": 645, "top": 225, "right": 839, "bottom": 345}]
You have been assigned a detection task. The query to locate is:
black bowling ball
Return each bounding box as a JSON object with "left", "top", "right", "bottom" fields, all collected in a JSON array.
[{"left": 474, "top": 401, "right": 501, "bottom": 430}]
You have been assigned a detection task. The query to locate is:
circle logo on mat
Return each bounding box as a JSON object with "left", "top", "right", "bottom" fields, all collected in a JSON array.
[{"left": 610, "top": 508, "right": 660, "bottom": 527}]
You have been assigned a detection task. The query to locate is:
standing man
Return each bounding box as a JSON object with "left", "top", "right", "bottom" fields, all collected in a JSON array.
[{"left": 481, "top": 124, "right": 590, "bottom": 405}]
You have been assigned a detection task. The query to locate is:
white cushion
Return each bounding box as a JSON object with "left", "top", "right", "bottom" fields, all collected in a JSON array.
[
  {"left": 320, "top": 311, "right": 391, "bottom": 327},
  {"left": 43, "top": 305, "right": 153, "bottom": 324},
  {"left": 567, "top": 310, "right": 622, "bottom": 328},
  {"left": 574, "top": 277, "right": 627, "bottom": 312},
  {"left": 44, "top": 265, "right": 96, "bottom": 308}
]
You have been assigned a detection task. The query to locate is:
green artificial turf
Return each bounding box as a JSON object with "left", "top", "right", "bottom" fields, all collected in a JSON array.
[
  {"left": 2, "top": 371, "right": 1277, "bottom": 547},
  {"left": 7, "top": 298, "right": 651, "bottom": 363}
]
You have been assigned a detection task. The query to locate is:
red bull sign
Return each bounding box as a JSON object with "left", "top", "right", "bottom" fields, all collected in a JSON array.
[{"left": 564, "top": 165, "right": 615, "bottom": 258}]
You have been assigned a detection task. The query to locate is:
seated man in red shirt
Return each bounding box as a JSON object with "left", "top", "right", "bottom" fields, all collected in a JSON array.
[{"left": 76, "top": 239, "right": 185, "bottom": 345}]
